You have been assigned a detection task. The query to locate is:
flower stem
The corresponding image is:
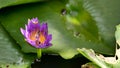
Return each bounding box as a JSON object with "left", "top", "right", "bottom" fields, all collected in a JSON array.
[{"left": 37, "top": 48, "right": 42, "bottom": 58}]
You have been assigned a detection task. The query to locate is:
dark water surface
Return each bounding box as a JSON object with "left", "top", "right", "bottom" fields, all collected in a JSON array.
[{"left": 31, "top": 54, "right": 89, "bottom": 68}]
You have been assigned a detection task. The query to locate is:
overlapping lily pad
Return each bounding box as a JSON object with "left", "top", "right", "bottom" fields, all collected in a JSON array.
[{"left": 0, "top": 24, "right": 36, "bottom": 67}]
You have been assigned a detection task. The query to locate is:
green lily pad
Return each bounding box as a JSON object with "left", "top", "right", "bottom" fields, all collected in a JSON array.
[
  {"left": 0, "top": 24, "right": 35, "bottom": 67},
  {"left": 0, "top": 24, "right": 21, "bottom": 64},
  {"left": 0, "top": 0, "right": 120, "bottom": 59},
  {"left": 0, "top": 0, "right": 43, "bottom": 9},
  {"left": 77, "top": 46, "right": 120, "bottom": 68},
  {"left": 65, "top": 0, "right": 120, "bottom": 55},
  {"left": 83, "top": 0, "right": 120, "bottom": 46},
  {"left": 78, "top": 25, "right": 120, "bottom": 67},
  {"left": 77, "top": 48, "right": 112, "bottom": 68}
]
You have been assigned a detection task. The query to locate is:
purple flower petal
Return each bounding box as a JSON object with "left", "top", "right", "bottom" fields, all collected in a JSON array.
[
  {"left": 40, "top": 23, "right": 48, "bottom": 36},
  {"left": 27, "top": 18, "right": 40, "bottom": 32},
  {"left": 46, "top": 34, "right": 52, "bottom": 43},
  {"left": 20, "top": 28, "right": 26, "bottom": 37},
  {"left": 26, "top": 39, "right": 37, "bottom": 47}
]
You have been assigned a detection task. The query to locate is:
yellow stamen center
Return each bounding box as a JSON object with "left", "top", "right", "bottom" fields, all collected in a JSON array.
[
  {"left": 29, "top": 30, "right": 38, "bottom": 41},
  {"left": 29, "top": 31, "right": 46, "bottom": 44},
  {"left": 39, "top": 33, "right": 46, "bottom": 44}
]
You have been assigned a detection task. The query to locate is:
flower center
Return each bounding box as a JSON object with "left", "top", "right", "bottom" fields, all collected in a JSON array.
[
  {"left": 29, "top": 30, "right": 46, "bottom": 45},
  {"left": 29, "top": 30, "right": 38, "bottom": 41},
  {"left": 39, "top": 32, "right": 46, "bottom": 44}
]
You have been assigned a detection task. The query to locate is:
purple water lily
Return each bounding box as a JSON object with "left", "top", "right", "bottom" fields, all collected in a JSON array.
[{"left": 20, "top": 18, "right": 52, "bottom": 48}]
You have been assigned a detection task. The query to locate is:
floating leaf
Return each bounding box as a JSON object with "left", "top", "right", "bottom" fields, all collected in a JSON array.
[
  {"left": 77, "top": 45, "right": 120, "bottom": 68},
  {"left": 65, "top": 0, "right": 120, "bottom": 55},
  {"left": 78, "top": 24, "right": 120, "bottom": 68},
  {"left": 77, "top": 48, "right": 113, "bottom": 68},
  {"left": 0, "top": 24, "right": 36, "bottom": 67},
  {"left": 0, "top": 0, "right": 120, "bottom": 59}
]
